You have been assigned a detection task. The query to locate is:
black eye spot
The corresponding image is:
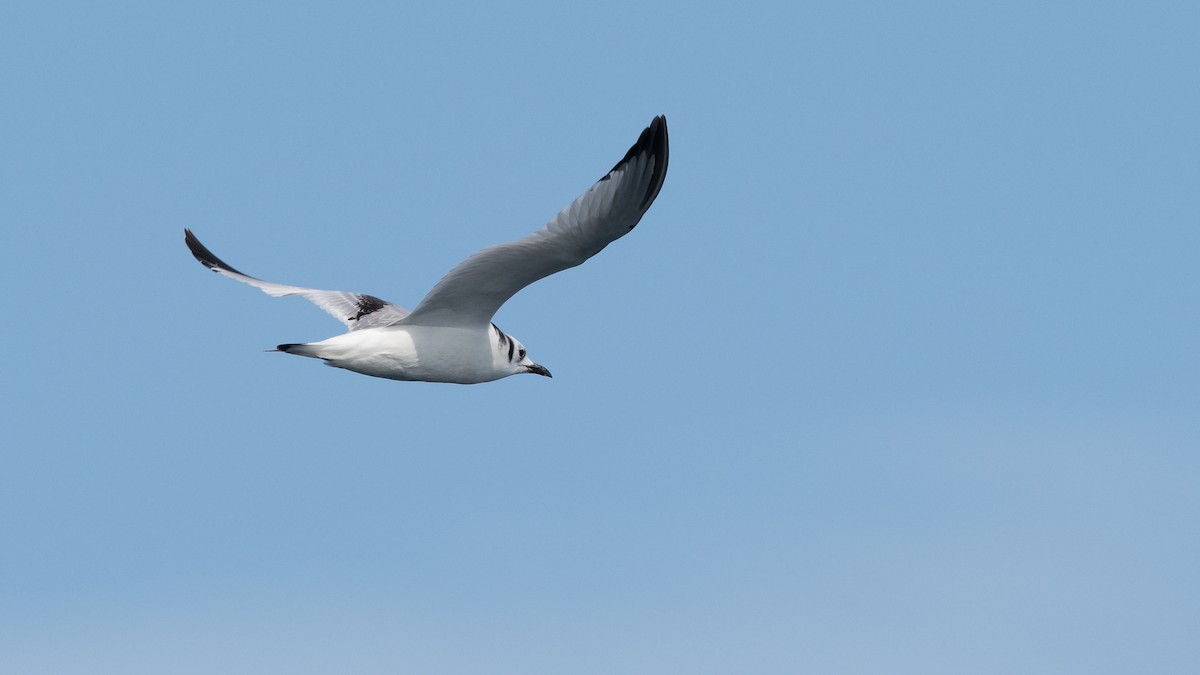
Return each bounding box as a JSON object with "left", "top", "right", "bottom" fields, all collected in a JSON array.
[{"left": 519, "top": 348, "right": 526, "bottom": 359}]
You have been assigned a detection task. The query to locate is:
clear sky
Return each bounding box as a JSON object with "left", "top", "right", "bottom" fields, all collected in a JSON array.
[{"left": 2, "top": 2, "right": 1198, "bottom": 673}]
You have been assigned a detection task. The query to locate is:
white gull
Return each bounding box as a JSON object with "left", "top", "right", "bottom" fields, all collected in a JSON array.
[{"left": 185, "top": 116, "right": 668, "bottom": 384}]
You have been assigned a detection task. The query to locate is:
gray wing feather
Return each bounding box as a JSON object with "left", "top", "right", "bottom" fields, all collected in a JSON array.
[
  {"left": 184, "top": 229, "right": 409, "bottom": 331},
  {"left": 399, "top": 115, "right": 668, "bottom": 328}
]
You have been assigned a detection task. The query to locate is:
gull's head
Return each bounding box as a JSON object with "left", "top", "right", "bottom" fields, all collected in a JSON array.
[
  {"left": 514, "top": 342, "right": 552, "bottom": 379},
  {"left": 493, "top": 324, "right": 552, "bottom": 379}
]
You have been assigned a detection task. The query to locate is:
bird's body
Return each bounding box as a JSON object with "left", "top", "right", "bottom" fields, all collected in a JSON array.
[
  {"left": 185, "top": 116, "right": 668, "bottom": 384},
  {"left": 278, "top": 323, "right": 531, "bottom": 384}
]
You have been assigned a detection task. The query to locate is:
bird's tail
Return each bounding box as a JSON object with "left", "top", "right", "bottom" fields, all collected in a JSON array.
[{"left": 277, "top": 343, "right": 324, "bottom": 358}]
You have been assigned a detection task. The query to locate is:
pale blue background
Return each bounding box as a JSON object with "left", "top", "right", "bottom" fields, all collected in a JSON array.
[{"left": 2, "top": 2, "right": 1198, "bottom": 673}]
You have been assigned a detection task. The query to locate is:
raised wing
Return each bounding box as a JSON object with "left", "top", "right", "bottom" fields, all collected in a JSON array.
[
  {"left": 399, "top": 115, "right": 669, "bottom": 328},
  {"left": 184, "top": 229, "right": 409, "bottom": 331}
]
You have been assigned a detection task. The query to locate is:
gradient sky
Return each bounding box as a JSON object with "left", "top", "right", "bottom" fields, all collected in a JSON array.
[{"left": 2, "top": 2, "right": 1198, "bottom": 673}]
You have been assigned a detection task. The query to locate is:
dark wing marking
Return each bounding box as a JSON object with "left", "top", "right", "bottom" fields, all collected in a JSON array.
[{"left": 350, "top": 295, "right": 389, "bottom": 322}]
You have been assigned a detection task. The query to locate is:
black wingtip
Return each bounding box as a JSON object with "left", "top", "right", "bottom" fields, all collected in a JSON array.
[
  {"left": 277, "top": 343, "right": 301, "bottom": 353},
  {"left": 184, "top": 228, "right": 248, "bottom": 276},
  {"left": 600, "top": 115, "right": 669, "bottom": 210}
]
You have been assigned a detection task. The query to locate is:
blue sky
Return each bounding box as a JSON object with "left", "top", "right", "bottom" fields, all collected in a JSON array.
[{"left": 2, "top": 1, "right": 1198, "bottom": 673}]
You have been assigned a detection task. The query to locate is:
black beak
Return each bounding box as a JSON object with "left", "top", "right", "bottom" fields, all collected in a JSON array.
[{"left": 525, "top": 363, "right": 553, "bottom": 378}]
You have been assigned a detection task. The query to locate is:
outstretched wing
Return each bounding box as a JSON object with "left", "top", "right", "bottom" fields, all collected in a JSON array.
[
  {"left": 184, "top": 229, "right": 409, "bottom": 331},
  {"left": 399, "top": 115, "right": 669, "bottom": 328}
]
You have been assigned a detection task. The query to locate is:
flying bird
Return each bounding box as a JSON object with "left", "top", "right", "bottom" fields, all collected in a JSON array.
[{"left": 185, "top": 115, "right": 668, "bottom": 384}]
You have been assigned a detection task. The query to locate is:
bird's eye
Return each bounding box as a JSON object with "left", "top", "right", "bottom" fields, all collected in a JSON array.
[{"left": 519, "top": 348, "right": 526, "bottom": 359}]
